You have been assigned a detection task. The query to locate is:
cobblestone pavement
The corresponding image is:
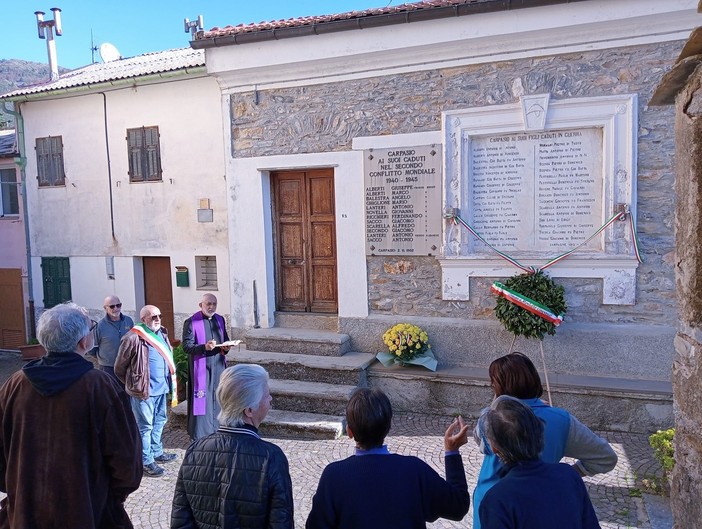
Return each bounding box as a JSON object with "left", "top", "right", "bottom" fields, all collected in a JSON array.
[{"left": 0, "top": 351, "right": 670, "bottom": 528}]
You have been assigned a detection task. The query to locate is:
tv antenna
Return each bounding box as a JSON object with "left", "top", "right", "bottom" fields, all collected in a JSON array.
[
  {"left": 184, "top": 15, "right": 204, "bottom": 38},
  {"left": 99, "top": 42, "right": 122, "bottom": 63},
  {"left": 90, "top": 29, "right": 98, "bottom": 64}
]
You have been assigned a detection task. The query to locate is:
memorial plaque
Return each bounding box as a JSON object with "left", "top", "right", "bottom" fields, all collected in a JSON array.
[
  {"left": 469, "top": 127, "right": 603, "bottom": 254},
  {"left": 364, "top": 145, "right": 442, "bottom": 255}
]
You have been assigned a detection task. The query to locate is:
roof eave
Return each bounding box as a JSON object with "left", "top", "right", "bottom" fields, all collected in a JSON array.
[{"left": 191, "top": 0, "right": 587, "bottom": 49}]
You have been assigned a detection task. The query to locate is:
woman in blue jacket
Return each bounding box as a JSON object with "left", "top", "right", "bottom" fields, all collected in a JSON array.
[{"left": 472, "top": 352, "right": 617, "bottom": 529}]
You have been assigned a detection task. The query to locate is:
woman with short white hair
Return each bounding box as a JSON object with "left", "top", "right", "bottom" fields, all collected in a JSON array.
[{"left": 171, "top": 364, "right": 294, "bottom": 529}]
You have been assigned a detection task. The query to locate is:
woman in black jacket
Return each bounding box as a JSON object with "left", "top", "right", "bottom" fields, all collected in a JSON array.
[{"left": 171, "top": 364, "right": 294, "bottom": 529}]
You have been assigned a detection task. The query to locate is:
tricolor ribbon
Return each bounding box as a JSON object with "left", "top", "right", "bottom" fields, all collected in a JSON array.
[
  {"left": 131, "top": 323, "right": 178, "bottom": 407},
  {"left": 491, "top": 281, "right": 564, "bottom": 326}
]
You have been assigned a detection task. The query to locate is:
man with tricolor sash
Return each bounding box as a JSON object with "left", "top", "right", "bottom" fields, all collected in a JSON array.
[
  {"left": 115, "top": 304, "right": 178, "bottom": 477},
  {"left": 182, "top": 293, "right": 232, "bottom": 440}
]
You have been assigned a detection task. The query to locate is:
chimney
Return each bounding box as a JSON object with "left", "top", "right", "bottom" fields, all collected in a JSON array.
[{"left": 35, "top": 7, "right": 63, "bottom": 82}]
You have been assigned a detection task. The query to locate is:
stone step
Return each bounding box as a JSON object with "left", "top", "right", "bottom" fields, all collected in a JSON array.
[
  {"left": 168, "top": 402, "right": 345, "bottom": 440},
  {"left": 269, "top": 378, "right": 356, "bottom": 415},
  {"left": 244, "top": 327, "right": 350, "bottom": 356},
  {"left": 259, "top": 409, "right": 345, "bottom": 440},
  {"left": 228, "top": 349, "right": 376, "bottom": 386},
  {"left": 274, "top": 312, "right": 339, "bottom": 332}
]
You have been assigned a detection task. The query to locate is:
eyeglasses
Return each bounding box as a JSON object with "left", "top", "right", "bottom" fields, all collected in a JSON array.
[
  {"left": 107, "top": 303, "right": 122, "bottom": 309},
  {"left": 90, "top": 319, "right": 98, "bottom": 332},
  {"left": 151, "top": 314, "right": 162, "bottom": 321}
]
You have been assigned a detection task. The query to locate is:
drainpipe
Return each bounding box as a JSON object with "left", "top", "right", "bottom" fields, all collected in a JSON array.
[
  {"left": 99, "top": 93, "right": 116, "bottom": 240},
  {"left": 2, "top": 101, "right": 36, "bottom": 341}
]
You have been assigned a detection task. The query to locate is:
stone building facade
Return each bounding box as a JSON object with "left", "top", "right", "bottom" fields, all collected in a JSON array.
[{"left": 194, "top": 0, "right": 698, "bottom": 431}]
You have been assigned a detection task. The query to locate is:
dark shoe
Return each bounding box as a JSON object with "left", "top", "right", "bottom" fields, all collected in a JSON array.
[
  {"left": 154, "top": 452, "right": 177, "bottom": 463},
  {"left": 143, "top": 462, "right": 165, "bottom": 477}
]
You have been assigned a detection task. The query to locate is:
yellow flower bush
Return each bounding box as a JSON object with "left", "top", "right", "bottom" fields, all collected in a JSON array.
[{"left": 382, "top": 323, "right": 430, "bottom": 363}]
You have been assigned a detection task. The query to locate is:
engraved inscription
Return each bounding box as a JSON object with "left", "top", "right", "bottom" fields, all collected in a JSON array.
[
  {"left": 469, "top": 128, "right": 603, "bottom": 254},
  {"left": 364, "top": 145, "right": 442, "bottom": 255}
]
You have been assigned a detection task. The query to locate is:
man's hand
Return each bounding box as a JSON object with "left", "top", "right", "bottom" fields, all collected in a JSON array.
[
  {"left": 204, "top": 339, "right": 217, "bottom": 351},
  {"left": 444, "top": 416, "right": 469, "bottom": 452}
]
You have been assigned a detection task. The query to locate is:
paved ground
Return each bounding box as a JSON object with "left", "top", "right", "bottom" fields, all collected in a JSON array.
[{"left": 0, "top": 351, "right": 672, "bottom": 528}]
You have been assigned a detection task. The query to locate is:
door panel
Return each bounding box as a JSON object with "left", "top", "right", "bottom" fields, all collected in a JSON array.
[
  {"left": 0, "top": 269, "right": 26, "bottom": 348},
  {"left": 143, "top": 257, "right": 175, "bottom": 339},
  {"left": 272, "top": 169, "right": 337, "bottom": 313}
]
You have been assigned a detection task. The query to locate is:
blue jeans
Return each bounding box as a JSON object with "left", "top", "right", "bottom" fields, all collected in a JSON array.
[{"left": 130, "top": 393, "right": 168, "bottom": 465}]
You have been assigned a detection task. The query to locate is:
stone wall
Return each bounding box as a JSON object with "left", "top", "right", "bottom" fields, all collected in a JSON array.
[
  {"left": 671, "top": 71, "right": 702, "bottom": 529},
  {"left": 231, "top": 42, "right": 679, "bottom": 326}
]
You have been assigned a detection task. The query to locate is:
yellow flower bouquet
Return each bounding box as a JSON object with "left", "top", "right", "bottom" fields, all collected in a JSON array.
[{"left": 376, "top": 323, "right": 437, "bottom": 371}]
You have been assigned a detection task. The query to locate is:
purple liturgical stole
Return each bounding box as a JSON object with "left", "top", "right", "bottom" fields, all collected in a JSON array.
[{"left": 191, "top": 311, "right": 226, "bottom": 416}]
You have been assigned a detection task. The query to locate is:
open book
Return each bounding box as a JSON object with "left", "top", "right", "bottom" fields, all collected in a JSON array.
[{"left": 214, "top": 340, "right": 242, "bottom": 347}]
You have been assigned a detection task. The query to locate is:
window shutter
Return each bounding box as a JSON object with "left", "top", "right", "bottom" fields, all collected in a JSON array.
[
  {"left": 144, "top": 127, "right": 162, "bottom": 181},
  {"left": 49, "top": 136, "right": 65, "bottom": 186},
  {"left": 127, "top": 128, "right": 144, "bottom": 182},
  {"left": 36, "top": 138, "right": 50, "bottom": 186}
]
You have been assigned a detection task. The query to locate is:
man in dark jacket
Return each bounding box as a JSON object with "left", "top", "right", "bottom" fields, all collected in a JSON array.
[
  {"left": 0, "top": 302, "right": 142, "bottom": 529},
  {"left": 171, "top": 364, "right": 293, "bottom": 529},
  {"left": 181, "top": 293, "right": 232, "bottom": 441},
  {"left": 306, "top": 388, "right": 470, "bottom": 529}
]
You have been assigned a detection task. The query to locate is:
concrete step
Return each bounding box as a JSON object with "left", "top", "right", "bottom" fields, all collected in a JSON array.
[
  {"left": 274, "top": 312, "right": 339, "bottom": 332},
  {"left": 244, "top": 327, "right": 350, "bottom": 356},
  {"left": 168, "top": 402, "right": 345, "bottom": 440},
  {"left": 228, "top": 348, "right": 375, "bottom": 386},
  {"left": 269, "top": 378, "right": 356, "bottom": 415},
  {"left": 260, "top": 409, "right": 345, "bottom": 440}
]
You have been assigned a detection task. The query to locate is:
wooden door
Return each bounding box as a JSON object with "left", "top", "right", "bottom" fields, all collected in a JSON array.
[
  {"left": 272, "top": 169, "right": 338, "bottom": 313},
  {"left": 0, "top": 268, "right": 26, "bottom": 348},
  {"left": 143, "top": 257, "right": 175, "bottom": 339}
]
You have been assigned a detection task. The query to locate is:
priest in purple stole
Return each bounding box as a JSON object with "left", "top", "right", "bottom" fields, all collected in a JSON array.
[{"left": 182, "top": 293, "right": 231, "bottom": 440}]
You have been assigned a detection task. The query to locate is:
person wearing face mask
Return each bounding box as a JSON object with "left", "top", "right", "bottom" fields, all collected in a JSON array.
[
  {"left": 90, "top": 295, "right": 134, "bottom": 382},
  {"left": 115, "top": 304, "right": 178, "bottom": 478},
  {"left": 0, "top": 302, "right": 142, "bottom": 528},
  {"left": 181, "top": 293, "right": 232, "bottom": 441}
]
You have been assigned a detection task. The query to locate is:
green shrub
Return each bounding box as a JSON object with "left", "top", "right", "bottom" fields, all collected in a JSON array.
[
  {"left": 173, "top": 344, "right": 189, "bottom": 386},
  {"left": 649, "top": 428, "right": 675, "bottom": 477}
]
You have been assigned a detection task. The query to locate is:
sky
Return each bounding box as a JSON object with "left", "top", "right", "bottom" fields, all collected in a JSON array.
[{"left": 1, "top": 1, "right": 398, "bottom": 70}]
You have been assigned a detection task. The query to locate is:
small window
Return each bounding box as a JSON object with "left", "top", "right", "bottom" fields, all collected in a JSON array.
[
  {"left": 0, "top": 168, "right": 19, "bottom": 216},
  {"left": 195, "top": 256, "right": 218, "bottom": 290},
  {"left": 127, "top": 126, "right": 162, "bottom": 182},
  {"left": 36, "top": 136, "right": 65, "bottom": 187}
]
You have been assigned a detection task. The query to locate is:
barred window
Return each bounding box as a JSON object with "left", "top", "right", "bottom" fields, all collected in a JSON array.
[
  {"left": 36, "top": 136, "right": 65, "bottom": 187},
  {"left": 196, "top": 256, "right": 218, "bottom": 290},
  {"left": 0, "top": 168, "right": 19, "bottom": 216},
  {"left": 127, "top": 126, "right": 162, "bottom": 182}
]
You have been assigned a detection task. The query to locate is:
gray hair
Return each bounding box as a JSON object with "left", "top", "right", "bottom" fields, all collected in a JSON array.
[
  {"left": 479, "top": 395, "right": 544, "bottom": 465},
  {"left": 217, "top": 364, "right": 269, "bottom": 427},
  {"left": 37, "top": 302, "right": 91, "bottom": 353}
]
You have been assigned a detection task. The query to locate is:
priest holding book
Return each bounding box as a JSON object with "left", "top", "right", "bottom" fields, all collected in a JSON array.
[{"left": 182, "top": 293, "right": 232, "bottom": 440}]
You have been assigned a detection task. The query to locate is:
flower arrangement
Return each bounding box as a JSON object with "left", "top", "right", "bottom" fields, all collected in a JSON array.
[
  {"left": 493, "top": 270, "right": 567, "bottom": 340},
  {"left": 376, "top": 323, "right": 437, "bottom": 371}
]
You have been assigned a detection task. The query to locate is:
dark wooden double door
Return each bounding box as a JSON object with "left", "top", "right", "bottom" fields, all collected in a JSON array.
[{"left": 272, "top": 170, "right": 338, "bottom": 313}]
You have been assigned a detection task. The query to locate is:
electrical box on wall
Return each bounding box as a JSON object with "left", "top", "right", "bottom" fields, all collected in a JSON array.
[{"left": 175, "top": 266, "right": 189, "bottom": 287}]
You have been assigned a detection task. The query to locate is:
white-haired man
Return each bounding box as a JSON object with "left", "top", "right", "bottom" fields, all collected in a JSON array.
[
  {"left": 91, "top": 294, "right": 133, "bottom": 381},
  {"left": 0, "top": 302, "right": 141, "bottom": 528},
  {"left": 181, "top": 293, "right": 231, "bottom": 440},
  {"left": 115, "top": 304, "right": 177, "bottom": 477},
  {"left": 171, "top": 364, "right": 294, "bottom": 529}
]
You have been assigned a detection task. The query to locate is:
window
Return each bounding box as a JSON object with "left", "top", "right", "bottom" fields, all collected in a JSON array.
[
  {"left": 127, "top": 126, "right": 162, "bottom": 182},
  {"left": 0, "top": 168, "right": 19, "bottom": 216},
  {"left": 36, "top": 136, "right": 65, "bottom": 187},
  {"left": 195, "top": 256, "right": 218, "bottom": 290}
]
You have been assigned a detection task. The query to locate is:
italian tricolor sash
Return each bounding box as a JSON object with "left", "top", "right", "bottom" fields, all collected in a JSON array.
[{"left": 130, "top": 323, "right": 178, "bottom": 406}]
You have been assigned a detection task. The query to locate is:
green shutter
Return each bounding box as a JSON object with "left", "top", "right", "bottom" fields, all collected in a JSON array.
[{"left": 41, "top": 257, "right": 72, "bottom": 308}]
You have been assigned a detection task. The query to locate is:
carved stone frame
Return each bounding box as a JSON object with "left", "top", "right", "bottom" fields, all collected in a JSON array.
[{"left": 440, "top": 94, "right": 639, "bottom": 305}]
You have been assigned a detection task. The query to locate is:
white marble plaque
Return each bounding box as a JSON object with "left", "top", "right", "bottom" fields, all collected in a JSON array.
[
  {"left": 469, "top": 127, "right": 603, "bottom": 254},
  {"left": 364, "top": 145, "right": 442, "bottom": 255}
]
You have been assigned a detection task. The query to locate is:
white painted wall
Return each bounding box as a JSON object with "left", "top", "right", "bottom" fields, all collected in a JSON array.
[
  {"left": 21, "top": 74, "right": 230, "bottom": 318},
  {"left": 205, "top": 0, "right": 697, "bottom": 91},
  {"left": 228, "top": 151, "right": 369, "bottom": 329}
]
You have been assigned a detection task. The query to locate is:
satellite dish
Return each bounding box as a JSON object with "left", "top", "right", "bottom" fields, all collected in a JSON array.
[{"left": 99, "top": 42, "right": 122, "bottom": 62}]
